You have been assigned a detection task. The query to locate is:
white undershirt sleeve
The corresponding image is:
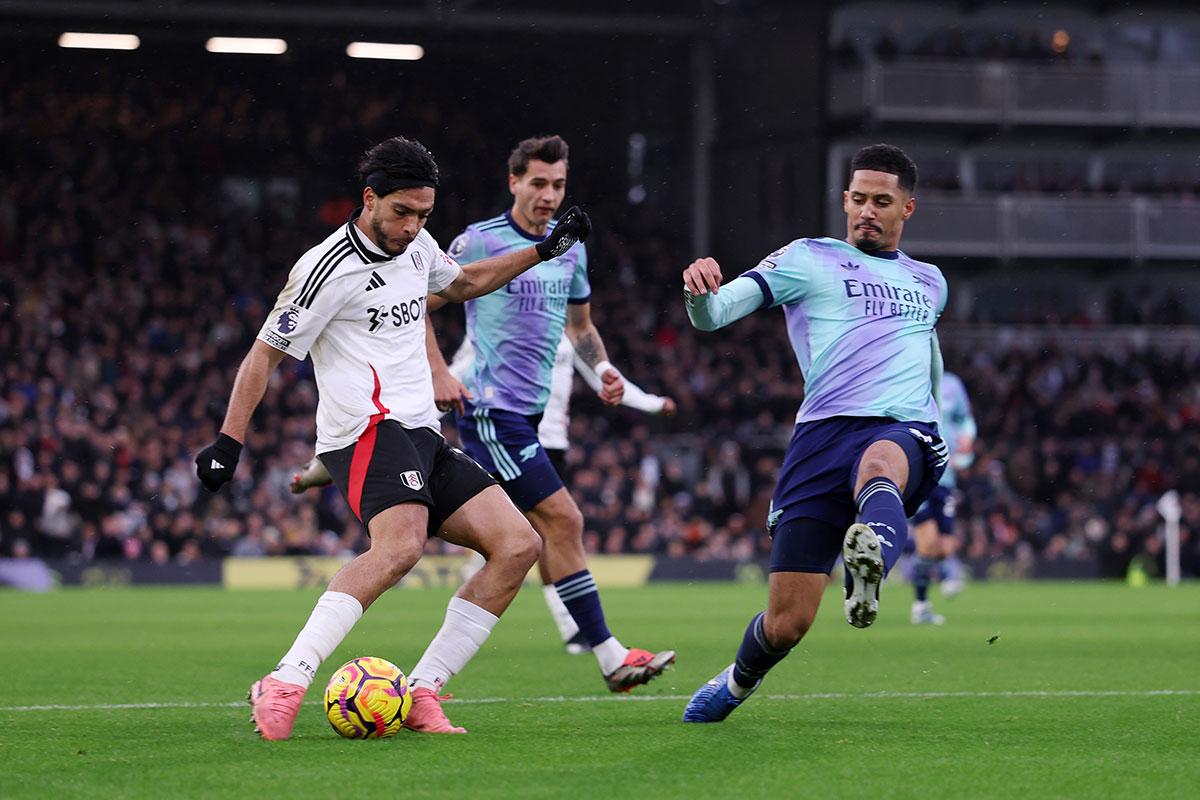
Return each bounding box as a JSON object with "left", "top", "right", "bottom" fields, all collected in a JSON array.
[{"left": 573, "top": 355, "right": 666, "bottom": 414}]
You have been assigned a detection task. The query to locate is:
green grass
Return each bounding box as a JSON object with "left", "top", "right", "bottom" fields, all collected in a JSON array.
[{"left": 1, "top": 580, "right": 1197, "bottom": 799}]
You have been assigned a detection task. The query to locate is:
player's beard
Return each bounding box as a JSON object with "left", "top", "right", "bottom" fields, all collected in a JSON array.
[
  {"left": 371, "top": 216, "right": 408, "bottom": 256},
  {"left": 853, "top": 225, "right": 885, "bottom": 251}
]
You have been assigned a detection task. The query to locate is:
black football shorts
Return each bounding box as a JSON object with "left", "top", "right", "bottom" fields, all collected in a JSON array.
[{"left": 320, "top": 420, "right": 496, "bottom": 536}]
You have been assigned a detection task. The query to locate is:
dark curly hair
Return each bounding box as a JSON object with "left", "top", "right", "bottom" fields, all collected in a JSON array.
[
  {"left": 507, "top": 135, "right": 569, "bottom": 177},
  {"left": 357, "top": 136, "right": 439, "bottom": 196},
  {"left": 850, "top": 143, "right": 918, "bottom": 194}
]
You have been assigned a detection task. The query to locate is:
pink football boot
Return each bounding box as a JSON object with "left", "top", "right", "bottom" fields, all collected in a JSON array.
[
  {"left": 403, "top": 687, "right": 467, "bottom": 734},
  {"left": 248, "top": 675, "right": 307, "bottom": 740}
]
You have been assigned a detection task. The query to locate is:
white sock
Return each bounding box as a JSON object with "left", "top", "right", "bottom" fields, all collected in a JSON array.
[
  {"left": 272, "top": 591, "right": 364, "bottom": 687},
  {"left": 543, "top": 585, "right": 580, "bottom": 642},
  {"left": 409, "top": 596, "right": 499, "bottom": 692},
  {"left": 726, "top": 666, "right": 759, "bottom": 699},
  {"left": 592, "top": 636, "right": 629, "bottom": 676}
]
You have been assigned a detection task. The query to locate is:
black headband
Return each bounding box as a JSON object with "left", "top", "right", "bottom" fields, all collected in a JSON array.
[{"left": 365, "top": 169, "right": 438, "bottom": 196}]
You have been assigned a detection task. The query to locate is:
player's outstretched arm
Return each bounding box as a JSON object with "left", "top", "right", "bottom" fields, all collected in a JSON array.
[
  {"left": 438, "top": 206, "right": 591, "bottom": 303},
  {"left": 565, "top": 302, "right": 624, "bottom": 407},
  {"left": 683, "top": 257, "right": 771, "bottom": 332},
  {"left": 195, "top": 340, "right": 287, "bottom": 492}
]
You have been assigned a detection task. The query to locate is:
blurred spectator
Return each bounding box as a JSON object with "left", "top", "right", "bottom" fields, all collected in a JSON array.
[{"left": 0, "top": 51, "right": 1197, "bottom": 581}]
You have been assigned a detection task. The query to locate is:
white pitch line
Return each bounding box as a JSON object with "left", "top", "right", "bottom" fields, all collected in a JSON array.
[{"left": 1, "top": 688, "right": 1197, "bottom": 713}]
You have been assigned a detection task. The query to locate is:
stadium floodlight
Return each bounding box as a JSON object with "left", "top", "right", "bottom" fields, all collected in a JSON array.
[
  {"left": 58, "top": 32, "right": 140, "bottom": 51},
  {"left": 346, "top": 42, "right": 424, "bottom": 61},
  {"left": 205, "top": 37, "right": 288, "bottom": 55}
]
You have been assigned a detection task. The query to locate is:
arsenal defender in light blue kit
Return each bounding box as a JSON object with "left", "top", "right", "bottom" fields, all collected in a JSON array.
[{"left": 682, "top": 144, "right": 950, "bottom": 722}]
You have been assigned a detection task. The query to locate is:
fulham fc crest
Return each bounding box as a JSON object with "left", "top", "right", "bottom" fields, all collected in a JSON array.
[
  {"left": 411, "top": 252, "right": 425, "bottom": 274},
  {"left": 400, "top": 470, "right": 424, "bottom": 490}
]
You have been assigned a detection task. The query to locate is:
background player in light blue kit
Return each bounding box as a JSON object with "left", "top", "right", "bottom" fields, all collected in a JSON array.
[
  {"left": 910, "top": 371, "right": 977, "bottom": 624},
  {"left": 427, "top": 136, "right": 674, "bottom": 692},
  {"left": 680, "top": 144, "right": 949, "bottom": 723},
  {"left": 434, "top": 333, "right": 676, "bottom": 654}
]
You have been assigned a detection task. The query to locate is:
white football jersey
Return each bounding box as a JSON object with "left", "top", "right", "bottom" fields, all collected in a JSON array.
[{"left": 258, "top": 212, "right": 461, "bottom": 454}]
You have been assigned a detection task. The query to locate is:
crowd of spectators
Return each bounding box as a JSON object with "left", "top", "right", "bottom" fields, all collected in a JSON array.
[{"left": 2, "top": 54, "right": 1198, "bottom": 581}]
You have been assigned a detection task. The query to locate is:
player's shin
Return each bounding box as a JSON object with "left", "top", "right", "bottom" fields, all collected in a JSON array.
[
  {"left": 554, "top": 569, "right": 628, "bottom": 673},
  {"left": 272, "top": 591, "right": 365, "bottom": 687},
  {"left": 730, "top": 611, "right": 791, "bottom": 697},
  {"left": 854, "top": 477, "right": 909, "bottom": 575},
  {"left": 408, "top": 596, "right": 499, "bottom": 693},
  {"left": 912, "top": 554, "right": 938, "bottom": 602}
]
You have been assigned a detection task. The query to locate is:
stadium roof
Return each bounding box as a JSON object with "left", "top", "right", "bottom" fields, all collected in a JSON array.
[{"left": 0, "top": 0, "right": 722, "bottom": 37}]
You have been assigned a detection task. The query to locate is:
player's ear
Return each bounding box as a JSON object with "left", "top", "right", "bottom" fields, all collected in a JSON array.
[
  {"left": 902, "top": 195, "right": 916, "bottom": 220},
  {"left": 508, "top": 174, "right": 519, "bottom": 196},
  {"left": 842, "top": 189, "right": 850, "bottom": 212},
  {"left": 363, "top": 186, "right": 377, "bottom": 211}
]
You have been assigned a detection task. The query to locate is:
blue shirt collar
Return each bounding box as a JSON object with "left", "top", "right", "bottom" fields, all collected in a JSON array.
[{"left": 505, "top": 209, "right": 549, "bottom": 242}]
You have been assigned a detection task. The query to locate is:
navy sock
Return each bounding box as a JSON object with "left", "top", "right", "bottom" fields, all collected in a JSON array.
[
  {"left": 912, "top": 555, "right": 939, "bottom": 602},
  {"left": 554, "top": 570, "right": 612, "bottom": 647},
  {"left": 731, "top": 612, "right": 791, "bottom": 689},
  {"left": 855, "top": 477, "right": 910, "bottom": 576}
]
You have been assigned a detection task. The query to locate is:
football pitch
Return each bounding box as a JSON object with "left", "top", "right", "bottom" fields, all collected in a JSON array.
[{"left": 1, "top": 580, "right": 1196, "bottom": 799}]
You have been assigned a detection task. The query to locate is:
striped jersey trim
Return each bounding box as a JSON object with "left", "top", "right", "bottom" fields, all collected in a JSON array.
[
  {"left": 295, "top": 238, "right": 351, "bottom": 307},
  {"left": 297, "top": 241, "right": 354, "bottom": 309},
  {"left": 344, "top": 218, "right": 390, "bottom": 264}
]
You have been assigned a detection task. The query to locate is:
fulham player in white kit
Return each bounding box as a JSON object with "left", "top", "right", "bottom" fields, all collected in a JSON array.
[
  {"left": 291, "top": 334, "right": 676, "bottom": 654},
  {"left": 194, "top": 137, "right": 591, "bottom": 738}
]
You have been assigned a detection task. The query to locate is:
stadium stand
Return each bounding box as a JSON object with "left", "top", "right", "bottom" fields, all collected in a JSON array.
[{"left": 1, "top": 19, "right": 1198, "bottom": 581}]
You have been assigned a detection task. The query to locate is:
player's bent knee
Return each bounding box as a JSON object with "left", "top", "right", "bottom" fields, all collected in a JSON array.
[
  {"left": 494, "top": 523, "right": 541, "bottom": 569},
  {"left": 550, "top": 502, "right": 583, "bottom": 536},
  {"left": 535, "top": 496, "right": 584, "bottom": 542},
  {"left": 516, "top": 527, "right": 542, "bottom": 568},
  {"left": 365, "top": 532, "right": 425, "bottom": 580},
  {"left": 857, "top": 457, "right": 892, "bottom": 483},
  {"left": 917, "top": 540, "right": 943, "bottom": 559}
]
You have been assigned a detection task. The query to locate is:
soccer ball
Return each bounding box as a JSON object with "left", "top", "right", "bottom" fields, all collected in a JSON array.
[{"left": 323, "top": 657, "right": 413, "bottom": 739}]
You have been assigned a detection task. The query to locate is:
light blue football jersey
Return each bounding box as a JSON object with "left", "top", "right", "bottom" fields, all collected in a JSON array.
[
  {"left": 448, "top": 211, "right": 590, "bottom": 415},
  {"left": 937, "top": 371, "right": 976, "bottom": 488},
  {"left": 689, "top": 237, "right": 948, "bottom": 425}
]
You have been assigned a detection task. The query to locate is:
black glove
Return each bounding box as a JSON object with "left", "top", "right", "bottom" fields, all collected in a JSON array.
[
  {"left": 195, "top": 433, "right": 243, "bottom": 492},
  {"left": 536, "top": 205, "right": 591, "bottom": 260}
]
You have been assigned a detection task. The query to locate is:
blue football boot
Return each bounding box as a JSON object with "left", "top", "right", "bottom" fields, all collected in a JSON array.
[{"left": 682, "top": 665, "right": 757, "bottom": 723}]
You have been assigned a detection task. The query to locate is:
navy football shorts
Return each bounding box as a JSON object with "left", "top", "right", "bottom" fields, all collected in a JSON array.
[
  {"left": 767, "top": 416, "right": 947, "bottom": 574},
  {"left": 454, "top": 400, "right": 564, "bottom": 512},
  {"left": 911, "top": 485, "right": 957, "bottom": 535}
]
